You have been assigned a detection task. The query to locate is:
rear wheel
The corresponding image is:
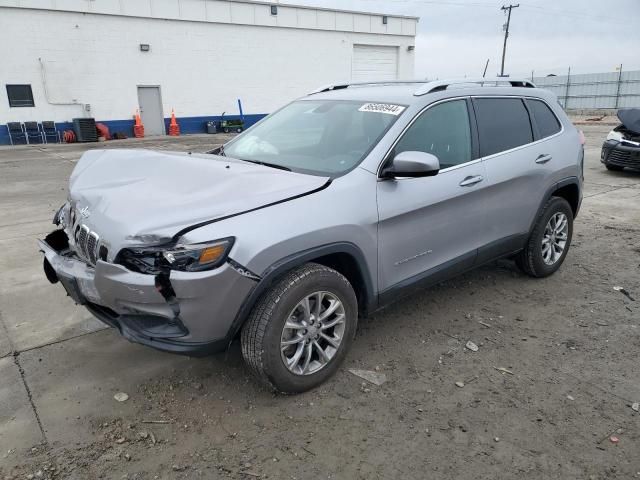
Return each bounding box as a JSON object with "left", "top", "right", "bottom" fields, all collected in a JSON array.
[
  {"left": 241, "top": 263, "right": 358, "bottom": 393},
  {"left": 516, "top": 196, "right": 573, "bottom": 278}
]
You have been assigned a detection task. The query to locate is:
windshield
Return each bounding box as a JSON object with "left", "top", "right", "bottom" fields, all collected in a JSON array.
[{"left": 223, "top": 100, "right": 403, "bottom": 176}]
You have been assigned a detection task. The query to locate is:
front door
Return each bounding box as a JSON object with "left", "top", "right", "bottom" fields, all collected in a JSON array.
[
  {"left": 137, "top": 86, "right": 165, "bottom": 136},
  {"left": 377, "top": 98, "right": 488, "bottom": 296}
]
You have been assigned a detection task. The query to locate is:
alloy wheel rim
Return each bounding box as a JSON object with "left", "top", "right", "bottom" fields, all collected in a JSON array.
[
  {"left": 542, "top": 212, "right": 568, "bottom": 265},
  {"left": 280, "top": 291, "right": 346, "bottom": 376}
]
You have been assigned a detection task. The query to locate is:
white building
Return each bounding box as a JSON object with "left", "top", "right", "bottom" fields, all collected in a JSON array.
[{"left": 0, "top": 0, "right": 418, "bottom": 144}]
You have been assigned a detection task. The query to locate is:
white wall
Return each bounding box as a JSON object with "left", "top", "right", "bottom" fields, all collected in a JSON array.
[{"left": 0, "top": 4, "right": 417, "bottom": 124}]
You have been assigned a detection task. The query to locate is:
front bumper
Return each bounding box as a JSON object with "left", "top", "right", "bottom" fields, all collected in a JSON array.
[
  {"left": 39, "top": 231, "right": 257, "bottom": 355},
  {"left": 601, "top": 140, "right": 640, "bottom": 169}
]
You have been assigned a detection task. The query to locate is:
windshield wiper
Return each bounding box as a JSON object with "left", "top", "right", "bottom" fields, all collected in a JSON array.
[{"left": 237, "top": 159, "right": 291, "bottom": 172}]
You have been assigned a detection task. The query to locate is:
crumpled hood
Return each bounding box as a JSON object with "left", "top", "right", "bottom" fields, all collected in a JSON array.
[
  {"left": 617, "top": 108, "right": 640, "bottom": 134},
  {"left": 68, "top": 149, "right": 329, "bottom": 254}
]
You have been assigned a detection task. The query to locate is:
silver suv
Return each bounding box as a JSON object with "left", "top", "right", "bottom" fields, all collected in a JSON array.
[{"left": 40, "top": 78, "right": 584, "bottom": 393}]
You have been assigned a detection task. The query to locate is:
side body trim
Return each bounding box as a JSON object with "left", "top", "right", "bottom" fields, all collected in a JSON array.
[{"left": 378, "top": 250, "right": 477, "bottom": 307}]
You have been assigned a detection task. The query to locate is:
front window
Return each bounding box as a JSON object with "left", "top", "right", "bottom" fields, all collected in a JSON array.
[
  {"left": 223, "top": 100, "right": 402, "bottom": 176},
  {"left": 392, "top": 99, "right": 472, "bottom": 169}
]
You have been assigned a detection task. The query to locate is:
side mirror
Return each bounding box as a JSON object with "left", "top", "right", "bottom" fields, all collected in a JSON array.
[{"left": 381, "top": 151, "right": 440, "bottom": 178}]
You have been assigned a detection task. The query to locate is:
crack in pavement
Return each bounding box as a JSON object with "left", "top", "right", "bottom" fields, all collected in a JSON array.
[
  {"left": 584, "top": 183, "right": 640, "bottom": 199},
  {"left": 17, "top": 327, "right": 107, "bottom": 356},
  {"left": 0, "top": 310, "right": 48, "bottom": 445},
  {"left": 12, "top": 353, "right": 48, "bottom": 445}
]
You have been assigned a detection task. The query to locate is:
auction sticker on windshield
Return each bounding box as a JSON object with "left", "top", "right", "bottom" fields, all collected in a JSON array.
[{"left": 358, "top": 103, "right": 406, "bottom": 116}]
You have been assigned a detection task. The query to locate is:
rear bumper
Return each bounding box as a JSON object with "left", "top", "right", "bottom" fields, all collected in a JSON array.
[
  {"left": 601, "top": 140, "right": 640, "bottom": 168},
  {"left": 39, "top": 231, "right": 257, "bottom": 355}
]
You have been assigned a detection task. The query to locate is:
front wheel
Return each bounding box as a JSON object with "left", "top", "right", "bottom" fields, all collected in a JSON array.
[
  {"left": 241, "top": 263, "right": 358, "bottom": 393},
  {"left": 516, "top": 196, "right": 573, "bottom": 278}
]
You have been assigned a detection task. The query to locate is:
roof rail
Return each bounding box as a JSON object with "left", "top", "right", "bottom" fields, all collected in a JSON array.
[
  {"left": 309, "top": 80, "right": 427, "bottom": 95},
  {"left": 413, "top": 77, "right": 536, "bottom": 96}
]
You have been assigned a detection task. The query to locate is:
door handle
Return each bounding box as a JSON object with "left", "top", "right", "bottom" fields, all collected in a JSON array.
[
  {"left": 535, "top": 154, "right": 552, "bottom": 164},
  {"left": 459, "top": 175, "right": 484, "bottom": 187}
]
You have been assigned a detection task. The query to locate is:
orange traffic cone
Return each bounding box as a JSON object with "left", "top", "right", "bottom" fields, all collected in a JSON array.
[
  {"left": 168, "top": 109, "right": 180, "bottom": 136},
  {"left": 133, "top": 108, "right": 145, "bottom": 138}
]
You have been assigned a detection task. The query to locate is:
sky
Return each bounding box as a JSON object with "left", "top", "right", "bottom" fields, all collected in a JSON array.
[{"left": 291, "top": 0, "right": 640, "bottom": 79}]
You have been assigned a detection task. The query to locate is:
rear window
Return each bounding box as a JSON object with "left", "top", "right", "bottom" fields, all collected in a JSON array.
[
  {"left": 528, "top": 99, "right": 561, "bottom": 138},
  {"left": 474, "top": 98, "right": 533, "bottom": 157}
]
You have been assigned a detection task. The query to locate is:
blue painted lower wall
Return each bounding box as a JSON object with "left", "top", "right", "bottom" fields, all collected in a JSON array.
[{"left": 0, "top": 113, "right": 267, "bottom": 145}]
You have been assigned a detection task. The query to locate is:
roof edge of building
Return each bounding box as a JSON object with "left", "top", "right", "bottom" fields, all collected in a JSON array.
[
  {"left": 0, "top": 0, "right": 418, "bottom": 36},
  {"left": 235, "top": 0, "right": 420, "bottom": 20}
]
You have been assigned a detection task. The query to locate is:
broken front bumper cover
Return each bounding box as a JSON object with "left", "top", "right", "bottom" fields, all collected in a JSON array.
[{"left": 39, "top": 231, "right": 258, "bottom": 356}]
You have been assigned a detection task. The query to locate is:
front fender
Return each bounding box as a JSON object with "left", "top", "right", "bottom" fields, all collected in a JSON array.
[{"left": 226, "top": 241, "right": 377, "bottom": 340}]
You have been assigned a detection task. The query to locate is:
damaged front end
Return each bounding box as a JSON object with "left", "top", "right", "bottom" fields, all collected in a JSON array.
[
  {"left": 601, "top": 108, "right": 640, "bottom": 170},
  {"left": 40, "top": 209, "right": 259, "bottom": 356}
]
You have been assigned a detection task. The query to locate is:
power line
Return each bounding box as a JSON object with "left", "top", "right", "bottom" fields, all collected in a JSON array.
[{"left": 499, "top": 4, "right": 519, "bottom": 77}]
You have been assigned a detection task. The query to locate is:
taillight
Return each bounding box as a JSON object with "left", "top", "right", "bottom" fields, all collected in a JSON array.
[{"left": 578, "top": 130, "right": 586, "bottom": 146}]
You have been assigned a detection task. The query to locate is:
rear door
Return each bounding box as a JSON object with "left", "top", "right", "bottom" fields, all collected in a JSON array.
[
  {"left": 377, "top": 98, "right": 488, "bottom": 296},
  {"left": 472, "top": 96, "right": 559, "bottom": 260}
]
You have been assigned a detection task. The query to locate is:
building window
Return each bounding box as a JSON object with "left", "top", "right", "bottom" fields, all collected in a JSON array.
[
  {"left": 382, "top": 16, "right": 388, "bottom": 25},
  {"left": 6, "top": 84, "right": 35, "bottom": 107},
  {"left": 271, "top": 5, "right": 278, "bottom": 15}
]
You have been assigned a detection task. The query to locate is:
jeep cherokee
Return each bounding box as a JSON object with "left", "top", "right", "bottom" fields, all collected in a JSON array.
[{"left": 40, "top": 78, "right": 584, "bottom": 393}]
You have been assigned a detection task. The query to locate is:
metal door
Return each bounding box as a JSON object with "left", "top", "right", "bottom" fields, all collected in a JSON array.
[
  {"left": 377, "top": 162, "right": 488, "bottom": 291},
  {"left": 472, "top": 97, "right": 558, "bottom": 243},
  {"left": 137, "top": 86, "right": 165, "bottom": 136},
  {"left": 376, "top": 99, "right": 488, "bottom": 291},
  {"left": 352, "top": 45, "right": 398, "bottom": 82}
]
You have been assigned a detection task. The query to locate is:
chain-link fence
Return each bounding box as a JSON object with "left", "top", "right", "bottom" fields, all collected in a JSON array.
[{"left": 533, "top": 69, "right": 640, "bottom": 111}]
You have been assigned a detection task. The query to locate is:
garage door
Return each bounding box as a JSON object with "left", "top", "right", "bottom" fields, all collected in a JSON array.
[{"left": 351, "top": 45, "right": 399, "bottom": 82}]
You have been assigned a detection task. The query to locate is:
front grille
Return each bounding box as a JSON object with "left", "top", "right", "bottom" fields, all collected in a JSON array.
[
  {"left": 72, "top": 222, "right": 104, "bottom": 266},
  {"left": 87, "top": 232, "right": 98, "bottom": 264},
  {"left": 77, "top": 226, "right": 89, "bottom": 257},
  {"left": 608, "top": 148, "right": 640, "bottom": 167},
  {"left": 67, "top": 205, "right": 109, "bottom": 266}
]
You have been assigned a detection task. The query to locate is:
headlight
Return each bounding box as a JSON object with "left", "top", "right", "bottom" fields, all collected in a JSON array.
[
  {"left": 162, "top": 238, "right": 234, "bottom": 272},
  {"left": 53, "top": 203, "right": 67, "bottom": 226},
  {"left": 117, "top": 237, "right": 235, "bottom": 274},
  {"left": 606, "top": 130, "right": 624, "bottom": 142}
]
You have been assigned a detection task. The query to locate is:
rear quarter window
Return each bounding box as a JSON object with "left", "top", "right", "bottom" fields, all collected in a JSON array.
[
  {"left": 473, "top": 98, "right": 533, "bottom": 157},
  {"left": 528, "top": 99, "right": 562, "bottom": 138}
]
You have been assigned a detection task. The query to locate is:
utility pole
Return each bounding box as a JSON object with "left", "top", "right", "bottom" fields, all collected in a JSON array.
[{"left": 499, "top": 4, "right": 519, "bottom": 77}]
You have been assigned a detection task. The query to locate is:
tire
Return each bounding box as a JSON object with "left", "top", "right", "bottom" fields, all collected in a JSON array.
[
  {"left": 241, "top": 263, "right": 358, "bottom": 394},
  {"left": 223, "top": 127, "right": 230, "bottom": 133},
  {"left": 236, "top": 128, "right": 242, "bottom": 133},
  {"left": 605, "top": 163, "right": 624, "bottom": 171},
  {"left": 516, "top": 196, "right": 573, "bottom": 278}
]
